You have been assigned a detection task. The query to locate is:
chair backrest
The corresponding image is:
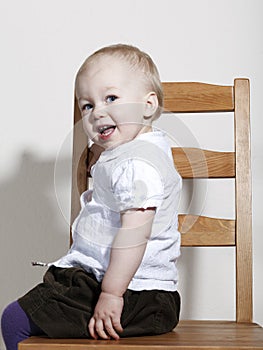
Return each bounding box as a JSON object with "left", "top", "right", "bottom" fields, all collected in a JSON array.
[{"left": 70, "top": 79, "right": 252, "bottom": 324}]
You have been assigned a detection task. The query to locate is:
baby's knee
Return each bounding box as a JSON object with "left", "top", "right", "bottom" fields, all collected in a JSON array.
[
  {"left": 1, "top": 301, "right": 34, "bottom": 350},
  {"left": 1, "top": 301, "right": 29, "bottom": 338},
  {"left": 1, "top": 301, "right": 15, "bottom": 329},
  {"left": 1, "top": 302, "right": 20, "bottom": 350}
]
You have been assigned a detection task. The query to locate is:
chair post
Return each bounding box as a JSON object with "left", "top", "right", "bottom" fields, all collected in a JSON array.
[
  {"left": 70, "top": 96, "right": 88, "bottom": 244},
  {"left": 234, "top": 78, "right": 253, "bottom": 323}
]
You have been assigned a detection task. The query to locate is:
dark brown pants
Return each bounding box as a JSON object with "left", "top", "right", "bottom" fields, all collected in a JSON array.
[{"left": 18, "top": 266, "right": 180, "bottom": 338}]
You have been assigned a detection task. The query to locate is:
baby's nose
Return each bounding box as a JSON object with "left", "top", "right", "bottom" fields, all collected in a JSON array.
[{"left": 93, "top": 105, "right": 107, "bottom": 119}]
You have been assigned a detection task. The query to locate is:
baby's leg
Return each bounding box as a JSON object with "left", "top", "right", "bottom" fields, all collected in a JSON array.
[{"left": 1, "top": 301, "right": 44, "bottom": 350}]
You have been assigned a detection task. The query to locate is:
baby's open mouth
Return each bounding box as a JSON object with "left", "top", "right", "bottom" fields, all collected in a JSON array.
[{"left": 98, "top": 125, "right": 116, "bottom": 138}]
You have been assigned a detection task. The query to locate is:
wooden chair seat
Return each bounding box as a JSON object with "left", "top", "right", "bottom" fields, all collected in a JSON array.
[
  {"left": 19, "top": 321, "right": 263, "bottom": 349},
  {"left": 18, "top": 79, "right": 263, "bottom": 349}
]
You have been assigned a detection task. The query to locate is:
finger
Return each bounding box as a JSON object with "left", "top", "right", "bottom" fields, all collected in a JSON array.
[
  {"left": 104, "top": 318, "right": 120, "bottom": 340},
  {"left": 95, "top": 319, "right": 110, "bottom": 340},
  {"left": 88, "top": 317, "right": 98, "bottom": 339},
  {"left": 112, "top": 317, "right": 123, "bottom": 334}
]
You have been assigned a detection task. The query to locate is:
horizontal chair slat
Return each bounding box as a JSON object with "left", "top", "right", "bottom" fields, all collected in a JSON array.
[
  {"left": 162, "top": 82, "right": 234, "bottom": 113},
  {"left": 172, "top": 147, "right": 235, "bottom": 178},
  {"left": 86, "top": 148, "right": 236, "bottom": 179},
  {"left": 179, "top": 215, "right": 236, "bottom": 246}
]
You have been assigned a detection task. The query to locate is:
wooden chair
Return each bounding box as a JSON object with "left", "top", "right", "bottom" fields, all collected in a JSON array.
[{"left": 19, "top": 78, "right": 263, "bottom": 349}]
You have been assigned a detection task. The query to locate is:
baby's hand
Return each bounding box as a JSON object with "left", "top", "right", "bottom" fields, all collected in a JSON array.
[{"left": 88, "top": 291, "right": 124, "bottom": 340}]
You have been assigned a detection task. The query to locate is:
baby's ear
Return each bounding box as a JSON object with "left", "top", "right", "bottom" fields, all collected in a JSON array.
[{"left": 144, "top": 92, "right": 158, "bottom": 118}]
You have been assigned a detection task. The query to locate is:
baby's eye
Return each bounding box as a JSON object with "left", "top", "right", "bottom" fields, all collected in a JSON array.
[
  {"left": 106, "top": 95, "right": 118, "bottom": 103},
  {"left": 82, "top": 103, "right": 93, "bottom": 111}
]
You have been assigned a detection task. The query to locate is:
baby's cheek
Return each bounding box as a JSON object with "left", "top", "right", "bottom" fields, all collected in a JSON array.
[{"left": 82, "top": 119, "right": 97, "bottom": 139}]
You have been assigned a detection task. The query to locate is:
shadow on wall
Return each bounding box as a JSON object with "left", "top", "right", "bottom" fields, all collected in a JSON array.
[{"left": 0, "top": 151, "right": 71, "bottom": 304}]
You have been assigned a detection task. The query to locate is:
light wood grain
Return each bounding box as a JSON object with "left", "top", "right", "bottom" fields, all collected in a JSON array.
[
  {"left": 162, "top": 82, "right": 234, "bottom": 113},
  {"left": 172, "top": 147, "right": 235, "bottom": 178},
  {"left": 179, "top": 215, "right": 235, "bottom": 246},
  {"left": 18, "top": 321, "right": 263, "bottom": 349},
  {"left": 234, "top": 79, "right": 253, "bottom": 323},
  {"left": 71, "top": 97, "right": 88, "bottom": 226}
]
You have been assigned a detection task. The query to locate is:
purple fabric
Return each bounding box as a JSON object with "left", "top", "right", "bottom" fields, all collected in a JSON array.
[{"left": 1, "top": 301, "right": 44, "bottom": 350}]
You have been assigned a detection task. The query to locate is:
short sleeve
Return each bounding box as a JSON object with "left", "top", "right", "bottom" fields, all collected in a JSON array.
[{"left": 111, "top": 158, "right": 164, "bottom": 212}]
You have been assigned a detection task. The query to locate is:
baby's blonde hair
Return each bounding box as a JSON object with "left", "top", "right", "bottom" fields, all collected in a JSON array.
[{"left": 77, "top": 44, "right": 163, "bottom": 120}]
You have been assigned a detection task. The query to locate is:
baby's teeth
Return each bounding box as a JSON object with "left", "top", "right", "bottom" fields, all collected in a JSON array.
[
  {"left": 104, "top": 129, "right": 111, "bottom": 135},
  {"left": 99, "top": 126, "right": 108, "bottom": 134}
]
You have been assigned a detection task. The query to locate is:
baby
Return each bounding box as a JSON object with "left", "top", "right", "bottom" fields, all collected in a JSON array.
[{"left": 1, "top": 44, "right": 182, "bottom": 349}]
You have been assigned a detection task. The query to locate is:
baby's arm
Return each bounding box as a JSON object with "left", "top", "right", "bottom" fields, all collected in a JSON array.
[{"left": 88, "top": 208, "right": 155, "bottom": 340}]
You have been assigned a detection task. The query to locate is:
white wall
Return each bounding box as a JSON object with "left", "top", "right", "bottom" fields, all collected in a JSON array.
[{"left": 0, "top": 0, "right": 262, "bottom": 348}]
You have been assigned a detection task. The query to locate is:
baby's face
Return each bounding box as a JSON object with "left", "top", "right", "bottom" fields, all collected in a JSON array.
[{"left": 75, "top": 55, "right": 155, "bottom": 150}]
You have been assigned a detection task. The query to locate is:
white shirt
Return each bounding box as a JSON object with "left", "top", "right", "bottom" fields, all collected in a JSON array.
[{"left": 52, "top": 131, "right": 182, "bottom": 291}]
